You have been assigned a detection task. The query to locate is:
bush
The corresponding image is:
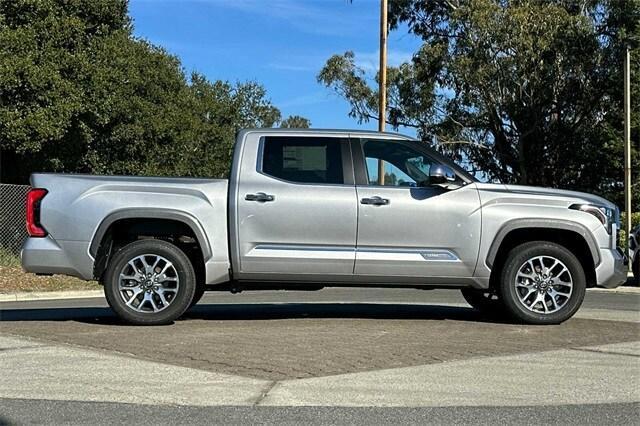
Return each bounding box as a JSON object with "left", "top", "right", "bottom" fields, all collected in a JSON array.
[{"left": 619, "top": 212, "right": 640, "bottom": 250}]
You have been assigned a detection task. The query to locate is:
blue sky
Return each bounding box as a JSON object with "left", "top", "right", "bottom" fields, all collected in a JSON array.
[{"left": 129, "top": 0, "right": 421, "bottom": 132}]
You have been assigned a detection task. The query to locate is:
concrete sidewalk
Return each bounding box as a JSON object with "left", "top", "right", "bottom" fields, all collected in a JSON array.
[
  {"left": 0, "top": 289, "right": 104, "bottom": 302},
  {"left": 261, "top": 341, "right": 640, "bottom": 407},
  {"left": 0, "top": 334, "right": 637, "bottom": 407}
]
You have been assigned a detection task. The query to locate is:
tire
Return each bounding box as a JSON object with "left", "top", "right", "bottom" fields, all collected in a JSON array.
[
  {"left": 103, "top": 239, "right": 196, "bottom": 325},
  {"left": 498, "top": 241, "right": 586, "bottom": 325},
  {"left": 460, "top": 288, "right": 504, "bottom": 315},
  {"left": 633, "top": 255, "right": 639, "bottom": 286},
  {"left": 189, "top": 283, "right": 206, "bottom": 308}
]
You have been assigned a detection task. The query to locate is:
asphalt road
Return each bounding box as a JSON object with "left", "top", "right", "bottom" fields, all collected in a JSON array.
[
  {"left": 1, "top": 286, "right": 638, "bottom": 312},
  {"left": 1, "top": 399, "right": 638, "bottom": 426},
  {"left": 1, "top": 288, "right": 638, "bottom": 425}
]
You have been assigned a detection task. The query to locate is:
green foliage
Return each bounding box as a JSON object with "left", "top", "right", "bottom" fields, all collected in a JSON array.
[
  {"left": 0, "top": 246, "right": 20, "bottom": 267},
  {"left": 319, "top": 0, "right": 640, "bottom": 207},
  {"left": 619, "top": 211, "right": 640, "bottom": 249},
  {"left": 279, "top": 115, "right": 312, "bottom": 128},
  {"left": 0, "top": 0, "right": 307, "bottom": 181}
]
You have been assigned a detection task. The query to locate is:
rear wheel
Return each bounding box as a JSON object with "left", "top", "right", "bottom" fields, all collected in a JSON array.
[
  {"left": 103, "top": 239, "right": 196, "bottom": 325},
  {"left": 499, "top": 241, "right": 586, "bottom": 325}
]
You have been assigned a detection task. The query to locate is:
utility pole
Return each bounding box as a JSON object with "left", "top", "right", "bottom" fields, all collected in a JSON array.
[
  {"left": 624, "top": 45, "right": 632, "bottom": 270},
  {"left": 377, "top": 0, "right": 388, "bottom": 185}
]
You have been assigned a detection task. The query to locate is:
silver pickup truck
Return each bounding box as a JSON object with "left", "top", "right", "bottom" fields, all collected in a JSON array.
[{"left": 22, "top": 129, "right": 628, "bottom": 325}]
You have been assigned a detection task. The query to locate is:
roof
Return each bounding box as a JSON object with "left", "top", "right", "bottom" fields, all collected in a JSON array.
[{"left": 237, "top": 128, "right": 416, "bottom": 141}]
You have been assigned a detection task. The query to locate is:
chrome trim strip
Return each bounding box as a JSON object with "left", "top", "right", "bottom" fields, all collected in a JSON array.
[
  {"left": 247, "top": 245, "right": 354, "bottom": 261},
  {"left": 357, "top": 248, "right": 460, "bottom": 263},
  {"left": 248, "top": 244, "right": 460, "bottom": 262},
  {"left": 255, "top": 244, "right": 354, "bottom": 252}
]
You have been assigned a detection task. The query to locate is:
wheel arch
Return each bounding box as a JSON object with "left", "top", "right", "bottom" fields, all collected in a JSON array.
[
  {"left": 90, "top": 208, "right": 212, "bottom": 281},
  {"left": 486, "top": 219, "right": 599, "bottom": 288}
]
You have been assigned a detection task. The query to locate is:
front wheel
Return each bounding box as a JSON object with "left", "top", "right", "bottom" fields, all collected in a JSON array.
[
  {"left": 499, "top": 241, "right": 586, "bottom": 325},
  {"left": 103, "top": 239, "right": 196, "bottom": 325}
]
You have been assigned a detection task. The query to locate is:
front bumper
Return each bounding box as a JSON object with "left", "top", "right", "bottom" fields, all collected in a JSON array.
[{"left": 595, "top": 247, "right": 628, "bottom": 288}]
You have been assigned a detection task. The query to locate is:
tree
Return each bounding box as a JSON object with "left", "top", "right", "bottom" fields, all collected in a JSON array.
[
  {"left": 279, "top": 115, "right": 312, "bottom": 128},
  {"left": 319, "top": 0, "right": 639, "bottom": 207},
  {"left": 0, "top": 0, "right": 307, "bottom": 182}
]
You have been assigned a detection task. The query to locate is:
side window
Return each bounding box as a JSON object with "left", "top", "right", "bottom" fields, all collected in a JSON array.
[
  {"left": 262, "top": 137, "right": 344, "bottom": 184},
  {"left": 361, "top": 139, "right": 434, "bottom": 187}
]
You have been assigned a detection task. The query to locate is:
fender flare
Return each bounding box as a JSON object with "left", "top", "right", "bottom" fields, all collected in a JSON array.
[
  {"left": 89, "top": 208, "right": 212, "bottom": 261},
  {"left": 485, "top": 218, "right": 601, "bottom": 269}
]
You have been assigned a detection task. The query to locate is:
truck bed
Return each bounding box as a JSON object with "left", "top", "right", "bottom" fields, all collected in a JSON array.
[{"left": 23, "top": 173, "right": 231, "bottom": 283}]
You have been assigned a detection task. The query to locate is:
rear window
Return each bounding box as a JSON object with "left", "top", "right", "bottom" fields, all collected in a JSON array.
[{"left": 262, "top": 136, "right": 344, "bottom": 184}]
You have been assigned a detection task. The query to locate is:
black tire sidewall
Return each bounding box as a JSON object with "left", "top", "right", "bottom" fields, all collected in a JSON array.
[
  {"left": 499, "top": 241, "right": 586, "bottom": 325},
  {"left": 104, "top": 239, "right": 196, "bottom": 325},
  {"left": 189, "top": 283, "right": 206, "bottom": 308}
]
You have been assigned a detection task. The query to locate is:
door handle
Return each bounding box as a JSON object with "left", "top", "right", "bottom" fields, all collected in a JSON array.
[
  {"left": 245, "top": 192, "right": 275, "bottom": 202},
  {"left": 360, "top": 196, "right": 390, "bottom": 206}
]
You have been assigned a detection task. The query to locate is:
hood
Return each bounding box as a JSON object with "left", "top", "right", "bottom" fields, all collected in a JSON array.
[{"left": 477, "top": 183, "right": 618, "bottom": 210}]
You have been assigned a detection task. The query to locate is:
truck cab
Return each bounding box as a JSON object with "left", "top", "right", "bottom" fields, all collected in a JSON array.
[{"left": 229, "top": 129, "right": 481, "bottom": 286}]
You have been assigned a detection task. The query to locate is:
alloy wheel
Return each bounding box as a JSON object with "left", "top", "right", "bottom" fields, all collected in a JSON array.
[
  {"left": 514, "top": 255, "right": 573, "bottom": 314},
  {"left": 118, "top": 254, "right": 180, "bottom": 313}
]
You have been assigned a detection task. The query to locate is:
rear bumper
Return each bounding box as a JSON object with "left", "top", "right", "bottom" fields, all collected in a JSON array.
[
  {"left": 21, "top": 237, "right": 93, "bottom": 280},
  {"left": 595, "top": 248, "right": 628, "bottom": 289}
]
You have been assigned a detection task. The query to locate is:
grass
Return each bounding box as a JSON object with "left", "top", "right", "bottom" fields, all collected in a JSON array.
[{"left": 0, "top": 247, "right": 22, "bottom": 268}]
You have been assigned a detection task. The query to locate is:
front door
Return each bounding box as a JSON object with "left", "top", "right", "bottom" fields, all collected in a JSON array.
[
  {"left": 352, "top": 138, "right": 481, "bottom": 280},
  {"left": 236, "top": 134, "right": 357, "bottom": 280}
]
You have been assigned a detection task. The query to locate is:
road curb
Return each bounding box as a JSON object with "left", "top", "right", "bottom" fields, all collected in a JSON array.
[
  {"left": 588, "top": 286, "right": 640, "bottom": 295},
  {"left": 0, "top": 289, "right": 103, "bottom": 303}
]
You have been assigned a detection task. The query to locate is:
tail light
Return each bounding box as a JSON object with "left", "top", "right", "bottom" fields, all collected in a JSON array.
[{"left": 26, "top": 188, "right": 48, "bottom": 237}]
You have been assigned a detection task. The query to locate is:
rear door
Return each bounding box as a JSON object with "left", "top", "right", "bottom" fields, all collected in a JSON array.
[{"left": 234, "top": 133, "right": 358, "bottom": 281}]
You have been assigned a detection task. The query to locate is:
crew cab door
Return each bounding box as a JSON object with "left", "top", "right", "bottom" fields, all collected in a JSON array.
[
  {"left": 233, "top": 132, "right": 357, "bottom": 280},
  {"left": 352, "top": 137, "right": 481, "bottom": 281}
]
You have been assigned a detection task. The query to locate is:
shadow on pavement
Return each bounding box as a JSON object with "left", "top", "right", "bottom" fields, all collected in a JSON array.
[{"left": 0, "top": 303, "right": 506, "bottom": 324}]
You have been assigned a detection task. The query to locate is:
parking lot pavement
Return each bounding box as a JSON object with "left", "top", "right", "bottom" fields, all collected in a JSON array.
[
  {"left": 1, "top": 289, "right": 638, "bottom": 380},
  {"left": 0, "top": 288, "right": 638, "bottom": 422}
]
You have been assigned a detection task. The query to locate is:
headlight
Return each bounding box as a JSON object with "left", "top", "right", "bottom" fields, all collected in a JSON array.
[{"left": 569, "top": 204, "right": 617, "bottom": 235}]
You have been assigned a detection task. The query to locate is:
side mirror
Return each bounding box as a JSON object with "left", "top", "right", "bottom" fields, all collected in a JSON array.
[{"left": 424, "top": 164, "right": 456, "bottom": 186}]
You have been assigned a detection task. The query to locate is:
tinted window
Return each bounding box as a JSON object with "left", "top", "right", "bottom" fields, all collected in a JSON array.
[
  {"left": 262, "top": 137, "right": 344, "bottom": 184},
  {"left": 361, "top": 139, "right": 434, "bottom": 187}
]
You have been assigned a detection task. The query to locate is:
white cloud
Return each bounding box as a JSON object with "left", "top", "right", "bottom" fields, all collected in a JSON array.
[{"left": 266, "top": 63, "right": 318, "bottom": 72}]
